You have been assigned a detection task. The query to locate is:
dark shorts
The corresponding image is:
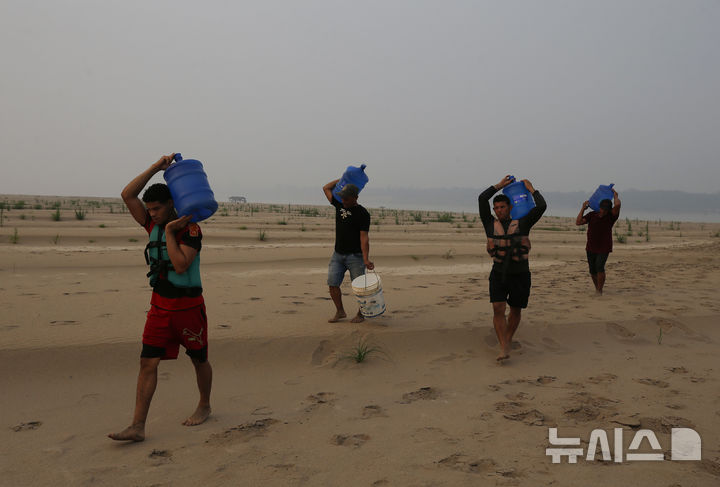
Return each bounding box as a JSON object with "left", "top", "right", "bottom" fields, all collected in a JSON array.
[
  {"left": 489, "top": 271, "right": 531, "bottom": 309},
  {"left": 141, "top": 304, "right": 208, "bottom": 362},
  {"left": 586, "top": 251, "right": 609, "bottom": 275}
]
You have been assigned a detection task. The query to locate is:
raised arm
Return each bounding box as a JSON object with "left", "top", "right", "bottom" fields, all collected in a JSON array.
[
  {"left": 612, "top": 189, "right": 621, "bottom": 217},
  {"left": 121, "top": 154, "right": 175, "bottom": 226},
  {"left": 323, "top": 179, "right": 340, "bottom": 204},
  {"left": 576, "top": 200, "right": 590, "bottom": 225}
]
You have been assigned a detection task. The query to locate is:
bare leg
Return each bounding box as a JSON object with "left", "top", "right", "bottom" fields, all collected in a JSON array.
[
  {"left": 492, "top": 302, "right": 510, "bottom": 361},
  {"left": 108, "top": 357, "right": 161, "bottom": 441},
  {"left": 590, "top": 273, "right": 599, "bottom": 293},
  {"left": 596, "top": 272, "right": 606, "bottom": 295},
  {"left": 183, "top": 358, "right": 212, "bottom": 426},
  {"left": 506, "top": 306, "right": 522, "bottom": 346},
  {"left": 328, "top": 286, "right": 347, "bottom": 322}
]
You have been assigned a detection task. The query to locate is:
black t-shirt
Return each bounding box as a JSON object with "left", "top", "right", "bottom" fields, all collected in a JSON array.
[
  {"left": 331, "top": 198, "right": 370, "bottom": 254},
  {"left": 478, "top": 185, "right": 547, "bottom": 274}
]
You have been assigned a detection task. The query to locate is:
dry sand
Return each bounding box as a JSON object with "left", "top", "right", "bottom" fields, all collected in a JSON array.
[{"left": 1, "top": 196, "right": 719, "bottom": 486}]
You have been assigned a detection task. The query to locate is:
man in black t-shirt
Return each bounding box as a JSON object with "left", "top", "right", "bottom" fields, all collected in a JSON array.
[
  {"left": 322, "top": 179, "right": 374, "bottom": 323},
  {"left": 478, "top": 175, "right": 546, "bottom": 362}
]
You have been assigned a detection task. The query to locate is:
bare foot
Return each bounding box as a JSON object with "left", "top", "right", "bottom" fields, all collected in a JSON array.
[
  {"left": 328, "top": 310, "right": 347, "bottom": 323},
  {"left": 183, "top": 405, "right": 211, "bottom": 426},
  {"left": 496, "top": 343, "right": 511, "bottom": 363},
  {"left": 350, "top": 312, "right": 365, "bottom": 323},
  {"left": 108, "top": 423, "right": 145, "bottom": 442}
]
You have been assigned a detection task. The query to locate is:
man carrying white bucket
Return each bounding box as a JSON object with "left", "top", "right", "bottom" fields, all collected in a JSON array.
[
  {"left": 322, "top": 180, "right": 374, "bottom": 323},
  {"left": 478, "top": 175, "right": 546, "bottom": 362}
]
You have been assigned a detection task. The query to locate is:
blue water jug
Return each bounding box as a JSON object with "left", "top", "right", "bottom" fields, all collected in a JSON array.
[
  {"left": 502, "top": 176, "right": 535, "bottom": 219},
  {"left": 588, "top": 183, "right": 615, "bottom": 211},
  {"left": 333, "top": 164, "right": 369, "bottom": 202},
  {"left": 163, "top": 153, "right": 218, "bottom": 222}
]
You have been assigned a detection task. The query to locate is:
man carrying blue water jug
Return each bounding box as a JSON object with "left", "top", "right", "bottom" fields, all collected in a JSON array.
[
  {"left": 575, "top": 189, "right": 621, "bottom": 295},
  {"left": 109, "top": 153, "right": 212, "bottom": 442},
  {"left": 322, "top": 179, "right": 374, "bottom": 323},
  {"left": 478, "top": 175, "right": 546, "bottom": 362}
]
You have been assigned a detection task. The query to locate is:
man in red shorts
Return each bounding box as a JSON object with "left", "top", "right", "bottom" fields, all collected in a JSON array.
[
  {"left": 109, "top": 153, "right": 212, "bottom": 442},
  {"left": 575, "top": 189, "right": 621, "bottom": 295}
]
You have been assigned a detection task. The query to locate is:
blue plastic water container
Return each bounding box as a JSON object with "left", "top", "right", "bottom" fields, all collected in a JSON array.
[
  {"left": 588, "top": 183, "right": 615, "bottom": 211},
  {"left": 333, "top": 164, "right": 369, "bottom": 202},
  {"left": 502, "top": 177, "right": 536, "bottom": 219},
  {"left": 163, "top": 153, "right": 218, "bottom": 222}
]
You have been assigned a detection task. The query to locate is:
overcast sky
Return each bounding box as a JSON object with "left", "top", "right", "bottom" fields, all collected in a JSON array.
[{"left": 1, "top": 0, "right": 718, "bottom": 202}]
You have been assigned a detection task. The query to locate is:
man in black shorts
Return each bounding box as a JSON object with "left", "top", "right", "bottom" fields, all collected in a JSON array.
[
  {"left": 479, "top": 175, "right": 546, "bottom": 362},
  {"left": 575, "top": 189, "right": 621, "bottom": 295},
  {"left": 321, "top": 179, "right": 374, "bottom": 323}
]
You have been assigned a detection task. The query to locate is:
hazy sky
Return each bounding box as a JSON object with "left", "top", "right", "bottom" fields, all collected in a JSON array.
[{"left": 1, "top": 0, "right": 718, "bottom": 202}]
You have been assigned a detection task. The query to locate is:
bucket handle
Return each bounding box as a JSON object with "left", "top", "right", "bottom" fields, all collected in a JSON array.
[{"left": 363, "top": 268, "right": 378, "bottom": 288}]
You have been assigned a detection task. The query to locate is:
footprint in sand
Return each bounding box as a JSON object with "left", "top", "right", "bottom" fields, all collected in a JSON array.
[
  {"left": 304, "top": 392, "right": 337, "bottom": 412},
  {"left": 494, "top": 401, "right": 546, "bottom": 426},
  {"left": 633, "top": 378, "right": 670, "bottom": 388},
  {"left": 361, "top": 405, "right": 387, "bottom": 419},
  {"left": 249, "top": 297, "right": 262, "bottom": 301},
  {"left": 12, "top": 421, "right": 42, "bottom": 432},
  {"left": 437, "top": 453, "right": 497, "bottom": 474},
  {"left": 605, "top": 322, "right": 636, "bottom": 339},
  {"left": 1, "top": 324, "right": 20, "bottom": 331},
  {"left": 148, "top": 449, "right": 172, "bottom": 464},
  {"left": 217, "top": 324, "right": 231, "bottom": 329},
  {"left": 399, "top": 387, "right": 439, "bottom": 404},
  {"left": 311, "top": 340, "right": 335, "bottom": 366},
  {"left": 206, "top": 418, "right": 279, "bottom": 445},
  {"left": 331, "top": 434, "right": 370, "bottom": 448},
  {"left": 251, "top": 406, "right": 274, "bottom": 416},
  {"left": 587, "top": 373, "right": 618, "bottom": 384},
  {"left": 49, "top": 320, "right": 78, "bottom": 326}
]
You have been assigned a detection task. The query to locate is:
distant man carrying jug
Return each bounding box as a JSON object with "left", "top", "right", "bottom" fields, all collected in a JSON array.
[
  {"left": 110, "top": 154, "right": 212, "bottom": 442},
  {"left": 322, "top": 180, "right": 374, "bottom": 323},
  {"left": 575, "top": 189, "right": 621, "bottom": 295},
  {"left": 478, "top": 176, "right": 547, "bottom": 362}
]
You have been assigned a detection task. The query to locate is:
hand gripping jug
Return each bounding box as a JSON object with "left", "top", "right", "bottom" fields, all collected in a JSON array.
[
  {"left": 588, "top": 183, "right": 615, "bottom": 211},
  {"left": 333, "top": 164, "right": 369, "bottom": 202},
  {"left": 163, "top": 153, "right": 218, "bottom": 222},
  {"left": 502, "top": 176, "right": 536, "bottom": 220}
]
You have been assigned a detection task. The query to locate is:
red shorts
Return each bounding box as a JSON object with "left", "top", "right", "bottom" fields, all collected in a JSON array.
[{"left": 142, "top": 304, "right": 208, "bottom": 360}]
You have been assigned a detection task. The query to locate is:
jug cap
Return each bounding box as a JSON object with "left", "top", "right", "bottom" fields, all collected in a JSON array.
[{"left": 173, "top": 153, "right": 183, "bottom": 162}]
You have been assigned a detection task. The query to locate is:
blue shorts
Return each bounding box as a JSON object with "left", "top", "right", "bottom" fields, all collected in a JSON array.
[
  {"left": 327, "top": 252, "right": 366, "bottom": 287},
  {"left": 586, "top": 251, "right": 609, "bottom": 274}
]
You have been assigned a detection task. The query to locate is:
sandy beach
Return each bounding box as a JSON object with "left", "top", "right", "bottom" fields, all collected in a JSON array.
[{"left": 1, "top": 196, "right": 719, "bottom": 486}]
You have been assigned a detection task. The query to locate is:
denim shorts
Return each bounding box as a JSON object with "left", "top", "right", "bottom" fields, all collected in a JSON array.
[{"left": 327, "top": 252, "right": 366, "bottom": 287}]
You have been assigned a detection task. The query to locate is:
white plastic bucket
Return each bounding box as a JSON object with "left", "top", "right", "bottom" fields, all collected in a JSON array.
[{"left": 351, "top": 272, "right": 386, "bottom": 317}]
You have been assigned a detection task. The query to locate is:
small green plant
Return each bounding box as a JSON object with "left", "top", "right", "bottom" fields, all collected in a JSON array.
[
  {"left": 436, "top": 213, "right": 454, "bottom": 223},
  {"left": 98, "top": 223, "right": 106, "bottom": 228},
  {"left": 301, "top": 223, "right": 306, "bottom": 232},
  {"left": 626, "top": 218, "right": 632, "bottom": 232},
  {"left": 239, "top": 225, "right": 247, "bottom": 230},
  {"left": 645, "top": 222, "right": 650, "bottom": 242},
  {"left": 442, "top": 248, "right": 455, "bottom": 259},
  {"left": 52, "top": 234, "right": 60, "bottom": 245},
  {"left": 19, "top": 214, "right": 26, "bottom": 220},
  {"left": 410, "top": 255, "right": 420, "bottom": 261},
  {"left": 51, "top": 209, "right": 61, "bottom": 221},
  {"left": 277, "top": 218, "right": 287, "bottom": 225},
  {"left": 74, "top": 208, "right": 86, "bottom": 220},
  {"left": 657, "top": 327, "right": 663, "bottom": 345},
  {"left": 128, "top": 238, "right": 138, "bottom": 242},
  {"left": 341, "top": 338, "right": 384, "bottom": 364},
  {"left": 12, "top": 200, "right": 25, "bottom": 210},
  {"left": 258, "top": 229, "right": 267, "bottom": 241},
  {"left": 33, "top": 204, "right": 42, "bottom": 210},
  {"left": 615, "top": 230, "right": 626, "bottom": 244},
  {"left": 88, "top": 239, "right": 95, "bottom": 243},
  {"left": 9, "top": 228, "right": 19, "bottom": 244}
]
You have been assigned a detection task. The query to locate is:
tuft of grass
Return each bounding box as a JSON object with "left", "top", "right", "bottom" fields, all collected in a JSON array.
[
  {"left": 442, "top": 248, "right": 455, "bottom": 259},
  {"left": 239, "top": 225, "right": 247, "bottom": 230},
  {"left": 98, "top": 223, "right": 106, "bottom": 228},
  {"left": 74, "top": 208, "right": 86, "bottom": 220},
  {"left": 301, "top": 223, "right": 306, "bottom": 232},
  {"left": 9, "top": 228, "right": 19, "bottom": 244},
  {"left": 128, "top": 238, "right": 138, "bottom": 242},
  {"left": 657, "top": 327, "right": 663, "bottom": 345},
  {"left": 341, "top": 337, "right": 384, "bottom": 364},
  {"left": 436, "top": 213, "right": 454, "bottom": 223},
  {"left": 258, "top": 229, "right": 267, "bottom": 241},
  {"left": 277, "top": 218, "right": 287, "bottom": 225},
  {"left": 51, "top": 209, "right": 61, "bottom": 221},
  {"left": 410, "top": 255, "right": 420, "bottom": 261},
  {"left": 52, "top": 234, "right": 60, "bottom": 245},
  {"left": 614, "top": 230, "right": 626, "bottom": 244}
]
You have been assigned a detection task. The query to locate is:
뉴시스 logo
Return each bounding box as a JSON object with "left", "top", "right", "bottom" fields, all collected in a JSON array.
[{"left": 546, "top": 427, "right": 701, "bottom": 463}]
